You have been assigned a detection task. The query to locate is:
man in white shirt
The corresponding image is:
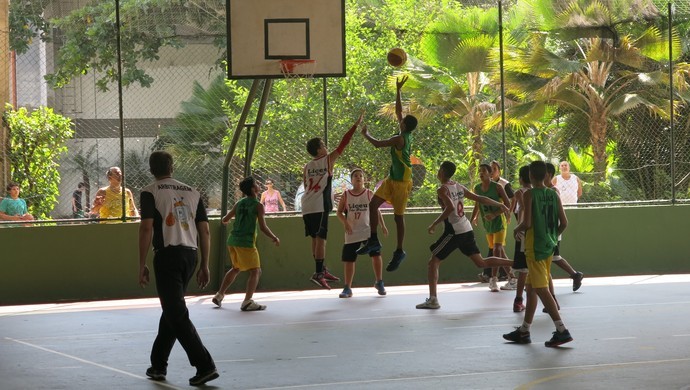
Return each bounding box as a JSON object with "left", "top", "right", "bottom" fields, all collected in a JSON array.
[{"left": 552, "top": 161, "right": 582, "bottom": 204}]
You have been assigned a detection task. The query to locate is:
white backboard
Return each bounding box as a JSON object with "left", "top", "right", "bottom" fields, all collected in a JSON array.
[{"left": 229, "top": 0, "right": 346, "bottom": 79}]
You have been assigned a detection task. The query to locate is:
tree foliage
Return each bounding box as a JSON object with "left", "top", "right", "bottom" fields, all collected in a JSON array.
[{"left": 3, "top": 105, "right": 74, "bottom": 219}]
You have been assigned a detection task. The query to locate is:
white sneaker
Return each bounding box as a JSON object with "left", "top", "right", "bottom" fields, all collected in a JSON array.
[
  {"left": 500, "top": 278, "right": 518, "bottom": 290},
  {"left": 212, "top": 292, "right": 224, "bottom": 307},
  {"left": 489, "top": 277, "right": 499, "bottom": 292},
  {"left": 416, "top": 296, "right": 440, "bottom": 309}
]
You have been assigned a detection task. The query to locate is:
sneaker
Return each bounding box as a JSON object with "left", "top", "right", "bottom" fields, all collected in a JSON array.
[
  {"left": 310, "top": 273, "right": 331, "bottom": 290},
  {"left": 513, "top": 297, "right": 525, "bottom": 312},
  {"left": 374, "top": 280, "right": 387, "bottom": 296},
  {"left": 323, "top": 267, "right": 340, "bottom": 282},
  {"left": 240, "top": 299, "right": 266, "bottom": 311},
  {"left": 477, "top": 273, "right": 490, "bottom": 283},
  {"left": 416, "top": 297, "right": 440, "bottom": 309},
  {"left": 489, "top": 277, "right": 499, "bottom": 292},
  {"left": 339, "top": 287, "right": 353, "bottom": 298},
  {"left": 500, "top": 278, "right": 518, "bottom": 290},
  {"left": 189, "top": 368, "right": 219, "bottom": 386},
  {"left": 545, "top": 329, "right": 573, "bottom": 347},
  {"left": 145, "top": 367, "right": 166, "bottom": 381},
  {"left": 503, "top": 327, "right": 531, "bottom": 344},
  {"left": 572, "top": 272, "right": 584, "bottom": 291},
  {"left": 386, "top": 249, "right": 406, "bottom": 272},
  {"left": 212, "top": 292, "right": 224, "bottom": 308},
  {"left": 356, "top": 238, "right": 382, "bottom": 255}
]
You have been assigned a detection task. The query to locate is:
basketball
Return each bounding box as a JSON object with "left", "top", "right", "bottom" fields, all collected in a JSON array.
[{"left": 387, "top": 48, "right": 407, "bottom": 67}]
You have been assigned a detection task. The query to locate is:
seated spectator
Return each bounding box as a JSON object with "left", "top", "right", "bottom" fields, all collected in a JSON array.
[
  {"left": 91, "top": 167, "right": 139, "bottom": 222},
  {"left": 0, "top": 182, "right": 35, "bottom": 223}
]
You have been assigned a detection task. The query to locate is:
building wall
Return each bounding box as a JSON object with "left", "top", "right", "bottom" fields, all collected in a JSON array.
[{"left": 2, "top": 205, "right": 689, "bottom": 305}]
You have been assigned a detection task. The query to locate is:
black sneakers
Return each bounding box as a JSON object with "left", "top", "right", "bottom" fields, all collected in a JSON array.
[
  {"left": 503, "top": 327, "right": 532, "bottom": 344},
  {"left": 145, "top": 367, "right": 166, "bottom": 381},
  {"left": 386, "top": 249, "right": 406, "bottom": 272},
  {"left": 545, "top": 329, "right": 573, "bottom": 347},
  {"left": 572, "top": 272, "right": 584, "bottom": 291},
  {"left": 189, "top": 368, "right": 219, "bottom": 386}
]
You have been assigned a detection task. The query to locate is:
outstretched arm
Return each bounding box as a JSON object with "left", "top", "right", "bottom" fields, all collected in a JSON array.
[
  {"left": 395, "top": 75, "right": 408, "bottom": 123},
  {"left": 361, "top": 125, "right": 404, "bottom": 149},
  {"left": 257, "top": 203, "right": 280, "bottom": 246},
  {"left": 428, "top": 186, "right": 454, "bottom": 234},
  {"left": 328, "top": 112, "right": 364, "bottom": 165}
]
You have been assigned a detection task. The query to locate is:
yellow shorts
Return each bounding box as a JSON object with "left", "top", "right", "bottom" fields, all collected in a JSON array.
[
  {"left": 228, "top": 246, "right": 261, "bottom": 271},
  {"left": 485, "top": 230, "right": 507, "bottom": 248},
  {"left": 525, "top": 254, "right": 552, "bottom": 289},
  {"left": 375, "top": 178, "right": 412, "bottom": 215}
]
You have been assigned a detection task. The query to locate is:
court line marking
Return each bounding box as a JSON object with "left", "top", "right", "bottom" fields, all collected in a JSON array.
[
  {"left": 247, "top": 357, "right": 690, "bottom": 390},
  {"left": 601, "top": 337, "right": 637, "bottom": 341},
  {"left": 454, "top": 345, "right": 491, "bottom": 350},
  {"left": 296, "top": 355, "right": 336, "bottom": 359},
  {"left": 376, "top": 350, "right": 414, "bottom": 355},
  {"left": 673, "top": 334, "right": 690, "bottom": 337},
  {"left": 5, "top": 337, "right": 184, "bottom": 390}
]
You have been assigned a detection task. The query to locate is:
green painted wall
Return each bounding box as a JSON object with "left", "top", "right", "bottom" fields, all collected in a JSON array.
[{"left": 1, "top": 204, "right": 689, "bottom": 305}]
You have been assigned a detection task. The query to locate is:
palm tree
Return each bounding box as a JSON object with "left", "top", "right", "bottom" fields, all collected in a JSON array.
[
  {"left": 500, "top": 0, "right": 690, "bottom": 182},
  {"left": 380, "top": 6, "right": 502, "bottom": 180}
]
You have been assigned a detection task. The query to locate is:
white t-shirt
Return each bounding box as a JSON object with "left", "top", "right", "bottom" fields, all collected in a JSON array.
[
  {"left": 301, "top": 155, "right": 332, "bottom": 215},
  {"left": 442, "top": 181, "right": 472, "bottom": 235},
  {"left": 343, "top": 189, "right": 373, "bottom": 244},
  {"left": 554, "top": 174, "right": 579, "bottom": 204}
]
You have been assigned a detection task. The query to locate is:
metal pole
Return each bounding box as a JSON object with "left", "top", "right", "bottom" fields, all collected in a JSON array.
[
  {"left": 498, "top": 0, "right": 507, "bottom": 173},
  {"left": 323, "top": 78, "right": 328, "bottom": 146},
  {"left": 246, "top": 79, "right": 274, "bottom": 174},
  {"left": 115, "top": 0, "right": 127, "bottom": 221},
  {"left": 668, "top": 2, "right": 675, "bottom": 203}
]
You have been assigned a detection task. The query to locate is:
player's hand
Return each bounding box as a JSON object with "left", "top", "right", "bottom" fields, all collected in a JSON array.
[
  {"left": 221, "top": 218, "right": 229, "bottom": 226},
  {"left": 500, "top": 204, "right": 510, "bottom": 214},
  {"left": 272, "top": 236, "right": 280, "bottom": 246},
  {"left": 139, "top": 265, "right": 150, "bottom": 288},
  {"left": 344, "top": 221, "right": 353, "bottom": 235},
  {"left": 93, "top": 195, "right": 104, "bottom": 206},
  {"left": 428, "top": 224, "right": 435, "bottom": 234},
  {"left": 396, "top": 75, "right": 408, "bottom": 89},
  {"left": 196, "top": 266, "right": 210, "bottom": 289},
  {"left": 514, "top": 229, "right": 525, "bottom": 241}
]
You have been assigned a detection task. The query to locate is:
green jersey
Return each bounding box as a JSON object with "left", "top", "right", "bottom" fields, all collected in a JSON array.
[
  {"left": 525, "top": 187, "right": 559, "bottom": 261},
  {"left": 473, "top": 181, "right": 506, "bottom": 234},
  {"left": 226, "top": 197, "right": 260, "bottom": 248},
  {"left": 389, "top": 131, "right": 412, "bottom": 182}
]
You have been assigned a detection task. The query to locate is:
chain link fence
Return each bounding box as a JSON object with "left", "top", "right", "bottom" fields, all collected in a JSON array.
[{"left": 2, "top": 0, "right": 690, "bottom": 225}]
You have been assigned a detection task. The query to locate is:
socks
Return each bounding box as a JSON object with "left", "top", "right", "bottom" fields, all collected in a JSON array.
[
  {"left": 519, "top": 322, "right": 531, "bottom": 332},
  {"left": 554, "top": 320, "right": 566, "bottom": 333},
  {"left": 315, "top": 259, "right": 324, "bottom": 273}
]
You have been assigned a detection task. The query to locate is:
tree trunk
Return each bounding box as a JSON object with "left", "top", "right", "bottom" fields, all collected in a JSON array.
[{"left": 589, "top": 112, "right": 608, "bottom": 183}]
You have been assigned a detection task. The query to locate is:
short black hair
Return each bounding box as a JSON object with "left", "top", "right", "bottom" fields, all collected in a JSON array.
[
  {"left": 78, "top": 182, "right": 85, "bottom": 188},
  {"left": 519, "top": 165, "right": 530, "bottom": 185},
  {"left": 440, "top": 161, "right": 456, "bottom": 179},
  {"left": 239, "top": 177, "right": 255, "bottom": 197},
  {"left": 479, "top": 163, "right": 492, "bottom": 173},
  {"left": 529, "top": 161, "right": 547, "bottom": 182},
  {"left": 545, "top": 162, "right": 556, "bottom": 177},
  {"left": 306, "top": 137, "right": 323, "bottom": 157},
  {"left": 402, "top": 115, "right": 418, "bottom": 132},
  {"left": 149, "top": 151, "right": 174, "bottom": 178},
  {"left": 6, "top": 182, "right": 19, "bottom": 191}
]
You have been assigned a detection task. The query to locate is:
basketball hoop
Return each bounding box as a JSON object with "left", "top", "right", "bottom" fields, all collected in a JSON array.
[{"left": 279, "top": 59, "right": 317, "bottom": 79}]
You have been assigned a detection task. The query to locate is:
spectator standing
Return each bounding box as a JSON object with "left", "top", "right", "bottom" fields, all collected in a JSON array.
[
  {"left": 260, "top": 179, "right": 287, "bottom": 212},
  {"left": 91, "top": 167, "right": 139, "bottom": 222},
  {"left": 72, "top": 182, "right": 85, "bottom": 218},
  {"left": 552, "top": 161, "right": 582, "bottom": 204}
]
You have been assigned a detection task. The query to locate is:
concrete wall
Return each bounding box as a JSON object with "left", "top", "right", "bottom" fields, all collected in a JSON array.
[{"left": 2, "top": 204, "right": 689, "bottom": 305}]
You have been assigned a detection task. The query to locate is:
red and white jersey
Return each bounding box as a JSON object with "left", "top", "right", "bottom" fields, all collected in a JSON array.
[
  {"left": 442, "top": 180, "right": 472, "bottom": 234},
  {"left": 343, "top": 189, "right": 373, "bottom": 244},
  {"left": 301, "top": 155, "right": 332, "bottom": 215}
]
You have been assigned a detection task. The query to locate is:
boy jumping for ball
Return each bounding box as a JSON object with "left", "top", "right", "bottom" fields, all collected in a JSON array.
[
  {"left": 302, "top": 113, "right": 364, "bottom": 289},
  {"left": 357, "top": 76, "right": 417, "bottom": 272},
  {"left": 213, "top": 177, "right": 279, "bottom": 311},
  {"left": 503, "top": 161, "right": 573, "bottom": 347},
  {"left": 416, "top": 161, "right": 513, "bottom": 309}
]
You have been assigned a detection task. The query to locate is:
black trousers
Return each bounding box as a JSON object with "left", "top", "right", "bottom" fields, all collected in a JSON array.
[{"left": 150, "top": 247, "right": 215, "bottom": 372}]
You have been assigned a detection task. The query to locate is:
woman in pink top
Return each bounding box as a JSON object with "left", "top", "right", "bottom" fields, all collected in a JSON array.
[{"left": 260, "top": 179, "right": 287, "bottom": 212}]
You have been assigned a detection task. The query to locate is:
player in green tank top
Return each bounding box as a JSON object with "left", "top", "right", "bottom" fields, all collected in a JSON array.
[
  {"left": 504, "top": 160, "right": 573, "bottom": 347},
  {"left": 213, "top": 177, "right": 279, "bottom": 312},
  {"left": 359, "top": 75, "right": 418, "bottom": 272}
]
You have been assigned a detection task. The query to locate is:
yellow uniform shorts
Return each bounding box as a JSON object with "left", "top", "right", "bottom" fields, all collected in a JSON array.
[
  {"left": 485, "top": 229, "right": 507, "bottom": 248},
  {"left": 228, "top": 246, "right": 261, "bottom": 271},
  {"left": 375, "top": 178, "right": 412, "bottom": 215},
  {"left": 525, "top": 254, "right": 552, "bottom": 289}
]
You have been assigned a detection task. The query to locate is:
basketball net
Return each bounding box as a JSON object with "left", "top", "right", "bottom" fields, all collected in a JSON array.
[{"left": 279, "top": 59, "right": 317, "bottom": 98}]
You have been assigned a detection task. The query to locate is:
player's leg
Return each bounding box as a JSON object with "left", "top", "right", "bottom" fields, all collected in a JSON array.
[
  {"left": 339, "top": 243, "right": 358, "bottom": 298},
  {"left": 417, "top": 230, "right": 458, "bottom": 309},
  {"left": 416, "top": 255, "right": 442, "bottom": 309},
  {"left": 241, "top": 267, "right": 266, "bottom": 311},
  {"left": 213, "top": 246, "right": 242, "bottom": 307},
  {"left": 356, "top": 195, "right": 386, "bottom": 255},
  {"left": 385, "top": 181, "right": 411, "bottom": 271},
  {"left": 371, "top": 252, "right": 386, "bottom": 295}
]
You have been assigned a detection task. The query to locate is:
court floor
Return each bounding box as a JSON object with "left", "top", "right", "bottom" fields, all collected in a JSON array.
[{"left": 2, "top": 274, "right": 690, "bottom": 389}]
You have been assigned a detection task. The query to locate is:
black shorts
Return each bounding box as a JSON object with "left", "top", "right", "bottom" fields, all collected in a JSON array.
[
  {"left": 430, "top": 230, "right": 480, "bottom": 260},
  {"left": 341, "top": 241, "right": 381, "bottom": 262},
  {"left": 513, "top": 239, "right": 527, "bottom": 270},
  {"left": 303, "top": 212, "right": 329, "bottom": 239}
]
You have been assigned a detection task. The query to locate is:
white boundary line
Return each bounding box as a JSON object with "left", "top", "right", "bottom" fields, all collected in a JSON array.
[{"left": 5, "top": 337, "right": 184, "bottom": 390}]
